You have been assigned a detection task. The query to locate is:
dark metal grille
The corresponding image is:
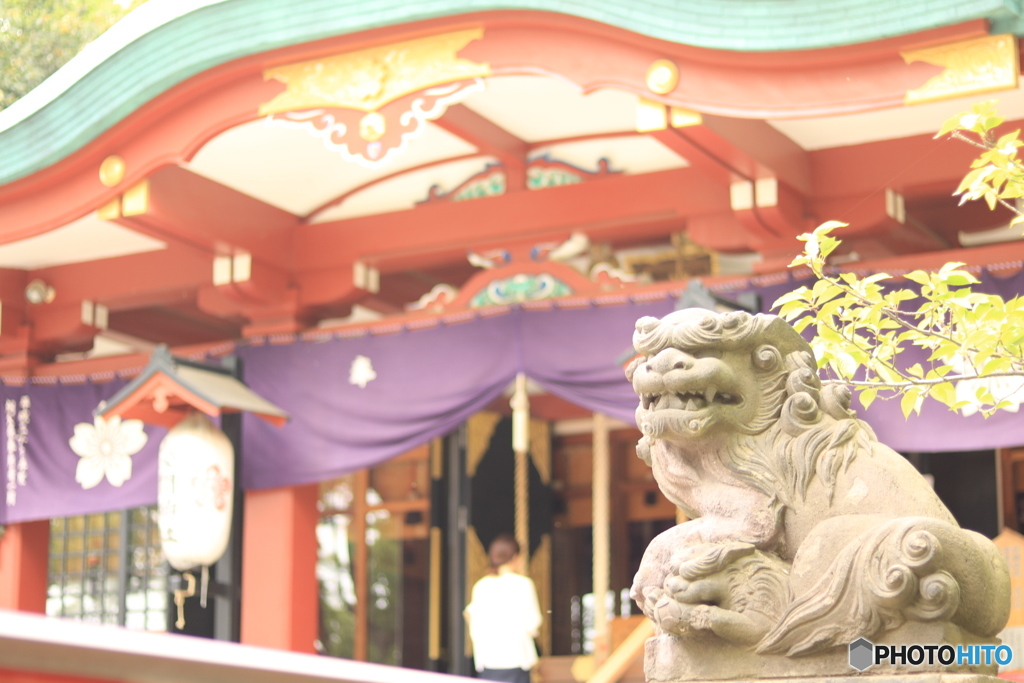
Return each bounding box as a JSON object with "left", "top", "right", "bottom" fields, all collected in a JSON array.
[{"left": 47, "top": 505, "right": 167, "bottom": 630}]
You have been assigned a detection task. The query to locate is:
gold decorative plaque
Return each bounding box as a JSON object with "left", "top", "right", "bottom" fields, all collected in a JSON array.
[
  {"left": 259, "top": 28, "right": 490, "bottom": 115},
  {"left": 902, "top": 34, "right": 1019, "bottom": 106}
]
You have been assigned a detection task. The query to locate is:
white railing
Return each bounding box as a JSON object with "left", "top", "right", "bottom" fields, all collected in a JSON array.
[{"left": 0, "top": 608, "right": 473, "bottom": 683}]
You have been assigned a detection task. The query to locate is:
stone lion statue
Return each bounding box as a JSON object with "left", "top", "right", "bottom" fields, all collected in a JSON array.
[{"left": 626, "top": 308, "right": 1009, "bottom": 677}]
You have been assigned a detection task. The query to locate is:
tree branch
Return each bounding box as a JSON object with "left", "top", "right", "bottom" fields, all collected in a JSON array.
[{"left": 823, "top": 371, "right": 1024, "bottom": 388}]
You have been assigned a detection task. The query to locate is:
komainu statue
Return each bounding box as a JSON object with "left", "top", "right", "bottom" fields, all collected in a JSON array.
[{"left": 627, "top": 308, "right": 1010, "bottom": 681}]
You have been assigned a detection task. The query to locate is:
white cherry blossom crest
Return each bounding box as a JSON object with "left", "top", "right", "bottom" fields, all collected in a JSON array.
[
  {"left": 349, "top": 355, "right": 377, "bottom": 389},
  {"left": 69, "top": 415, "right": 148, "bottom": 489}
]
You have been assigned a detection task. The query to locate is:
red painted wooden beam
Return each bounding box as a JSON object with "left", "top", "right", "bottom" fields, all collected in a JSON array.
[
  {"left": 809, "top": 128, "right": 986, "bottom": 200},
  {"left": 29, "top": 245, "right": 210, "bottom": 310},
  {"left": 433, "top": 104, "right": 528, "bottom": 190},
  {"left": 693, "top": 115, "right": 812, "bottom": 195},
  {"left": 304, "top": 153, "right": 482, "bottom": 222},
  {"left": 650, "top": 127, "right": 806, "bottom": 244},
  {"left": 296, "top": 166, "right": 726, "bottom": 271},
  {"left": 116, "top": 166, "right": 298, "bottom": 269}
]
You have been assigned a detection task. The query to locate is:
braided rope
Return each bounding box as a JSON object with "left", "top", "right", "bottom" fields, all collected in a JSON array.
[{"left": 511, "top": 373, "right": 530, "bottom": 567}]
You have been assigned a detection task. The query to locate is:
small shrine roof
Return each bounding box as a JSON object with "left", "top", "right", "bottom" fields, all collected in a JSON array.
[{"left": 99, "top": 346, "right": 289, "bottom": 427}]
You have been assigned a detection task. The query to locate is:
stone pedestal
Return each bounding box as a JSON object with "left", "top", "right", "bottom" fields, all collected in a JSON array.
[
  {"left": 646, "top": 675, "right": 1003, "bottom": 683},
  {"left": 645, "top": 622, "right": 999, "bottom": 682}
]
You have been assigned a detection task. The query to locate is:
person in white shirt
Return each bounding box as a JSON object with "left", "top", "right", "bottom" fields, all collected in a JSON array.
[{"left": 464, "top": 534, "right": 542, "bottom": 683}]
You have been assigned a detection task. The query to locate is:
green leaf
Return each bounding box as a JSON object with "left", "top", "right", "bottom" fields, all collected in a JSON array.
[
  {"left": 930, "top": 381, "right": 957, "bottom": 407},
  {"left": 937, "top": 112, "right": 964, "bottom": 137},
  {"left": 813, "top": 221, "right": 848, "bottom": 236},
  {"left": 793, "top": 316, "right": 814, "bottom": 333},
  {"left": 901, "top": 390, "right": 918, "bottom": 418},
  {"left": 772, "top": 290, "right": 806, "bottom": 308},
  {"left": 836, "top": 352, "right": 859, "bottom": 378},
  {"left": 859, "top": 387, "right": 878, "bottom": 410},
  {"left": 904, "top": 270, "right": 930, "bottom": 285}
]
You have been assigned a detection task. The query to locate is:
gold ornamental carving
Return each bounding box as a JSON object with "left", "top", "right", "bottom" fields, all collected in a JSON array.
[
  {"left": 260, "top": 28, "right": 490, "bottom": 115},
  {"left": 99, "top": 155, "right": 125, "bottom": 187},
  {"left": 902, "top": 34, "right": 1019, "bottom": 106},
  {"left": 646, "top": 58, "right": 679, "bottom": 95}
]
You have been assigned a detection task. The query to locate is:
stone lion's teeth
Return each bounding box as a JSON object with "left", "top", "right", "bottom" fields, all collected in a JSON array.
[
  {"left": 705, "top": 386, "right": 717, "bottom": 403},
  {"left": 721, "top": 393, "right": 733, "bottom": 403},
  {"left": 686, "top": 398, "right": 698, "bottom": 411}
]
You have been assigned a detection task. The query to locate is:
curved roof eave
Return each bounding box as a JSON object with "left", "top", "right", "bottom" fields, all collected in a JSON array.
[{"left": 0, "top": 0, "right": 1019, "bottom": 187}]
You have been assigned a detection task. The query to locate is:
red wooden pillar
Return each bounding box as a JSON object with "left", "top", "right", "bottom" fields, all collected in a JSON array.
[
  {"left": 0, "top": 520, "right": 49, "bottom": 613},
  {"left": 240, "top": 484, "right": 319, "bottom": 653}
]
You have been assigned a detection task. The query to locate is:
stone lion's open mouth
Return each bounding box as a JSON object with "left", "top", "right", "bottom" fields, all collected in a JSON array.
[{"left": 641, "top": 387, "right": 741, "bottom": 412}]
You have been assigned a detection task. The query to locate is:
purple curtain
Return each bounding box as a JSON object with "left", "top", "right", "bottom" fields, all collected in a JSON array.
[
  {"left": 520, "top": 302, "right": 673, "bottom": 421},
  {"left": 0, "top": 380, "right": 163, "bottom": 524},
  {"left": 238, "top": 300, "right": 675, "bottom": 489},
  {"left": 12, "top": 267, "right": 1024, "bottom": 518},
  {"left": 239, "top": 313, "right": 521, "bottom": 489}
]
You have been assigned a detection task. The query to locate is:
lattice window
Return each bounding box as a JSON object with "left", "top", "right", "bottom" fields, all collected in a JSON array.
[{"left": 46, "top": 505, "right": 168, "bottom": 630}]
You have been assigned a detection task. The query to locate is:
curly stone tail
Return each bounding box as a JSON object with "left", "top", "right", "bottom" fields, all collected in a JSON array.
[{"left": 756, "top": 516, "right": 1009, "bottom": 657}]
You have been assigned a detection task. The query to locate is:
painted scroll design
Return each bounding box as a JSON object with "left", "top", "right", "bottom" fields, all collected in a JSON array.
[{"left": 469, "top": 274, "right": 572, "bottom": 308}]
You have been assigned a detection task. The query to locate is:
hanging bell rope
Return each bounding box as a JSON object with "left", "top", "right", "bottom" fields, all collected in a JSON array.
[{"left": 510, "top": 373, "right": 530, "bottom": 567}]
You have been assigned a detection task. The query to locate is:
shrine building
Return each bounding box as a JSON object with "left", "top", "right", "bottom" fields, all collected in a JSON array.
[{"left": 3, "top": 1, "right": 1024, "bottom": 681}]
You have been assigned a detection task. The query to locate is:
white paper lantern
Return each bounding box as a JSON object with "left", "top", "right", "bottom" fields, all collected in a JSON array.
[{"left": 157, "top": 411, "right": 234, "bottom": 572}]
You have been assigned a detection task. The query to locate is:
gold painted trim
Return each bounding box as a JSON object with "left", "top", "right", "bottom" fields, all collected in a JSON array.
[
  {"left": 359, "top": 112, "right": 386, "bottom": 141},
  {"left": 466, "top": 411, "right": 501, "bottom": 477},
  {"left": 121, "top": 179, "right": 150, "bottom": 217},
  {"left": 99, "top": 155, "right": 125, "bottom": 187},
  {"left": 260, "top": 28, "right": 490, "bottom": 115},
  {"left": 529, "top": 533, "right": 552, "bottom": 656},
  {"left": 97, "top": 198, "right": 120, "bottom": 221},
  {"left": 646, "top": 59, "right": 679, "bottom": 95},
  {"left": 429, "top": 526, "right": 442, "bottom": 661},
  {"left": 636, "top": 98, "right": 667, "bottom": 132},
  {"left": 670, "top": 106, "right": 702, "bottom": 128},
  {"left": 430, "top": 437, "right": 443, "bottom": 481},
  {"left": 902, "top": 34, "right": 1019, "bottom": 106},
  {"left": 529, "top": 419, "right": 551, "bottom": 484}
]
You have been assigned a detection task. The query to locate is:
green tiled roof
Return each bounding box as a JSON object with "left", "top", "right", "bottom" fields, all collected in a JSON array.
[{"left": 0, "top": 0, "right": 1021, "bottom": 186}]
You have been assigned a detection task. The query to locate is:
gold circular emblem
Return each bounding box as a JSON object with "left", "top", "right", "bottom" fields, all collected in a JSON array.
[
  {"left": 359, "top": 112, "right": 386, "bottom": 142},
  {"left": 99, "top": 155, "right": 126, "bottom": 187},
  {"left": 646, "top": 59, "right": 680, "bottom": 95}
]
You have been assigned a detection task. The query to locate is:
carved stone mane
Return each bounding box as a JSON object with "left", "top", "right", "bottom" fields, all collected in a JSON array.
[{"left": 628, "top": 308, "right": 1010, "bottom": 681}]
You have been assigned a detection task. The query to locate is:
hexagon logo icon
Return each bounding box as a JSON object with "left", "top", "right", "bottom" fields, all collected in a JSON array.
[{"left": 849, "top": 638, "right": 874, "bottom": 671}]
